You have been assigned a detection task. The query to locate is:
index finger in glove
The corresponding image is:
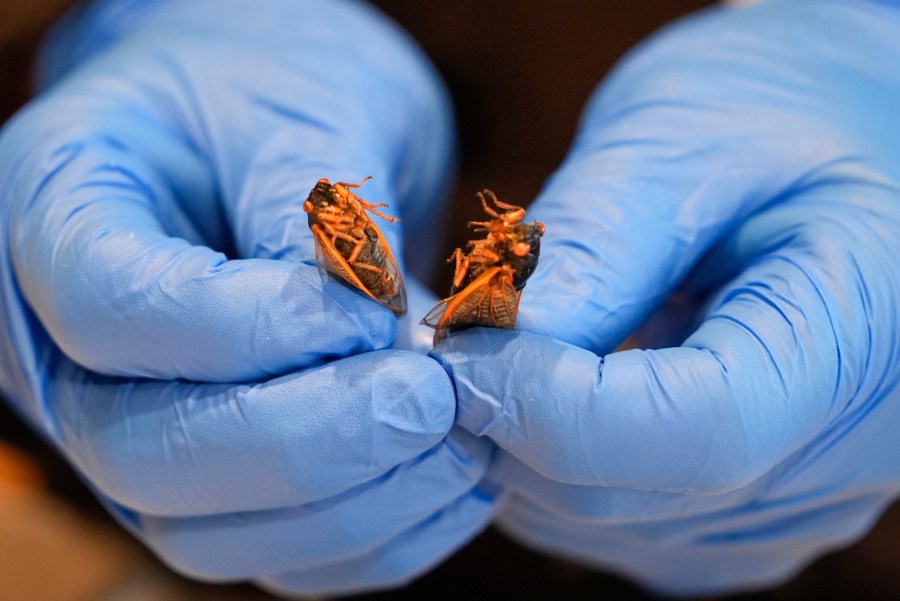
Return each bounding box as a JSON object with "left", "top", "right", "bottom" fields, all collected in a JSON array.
[
  {"left": 258, "top": 488, "right": 496, "bottom": 596},
  {"left": 47, "top": 349, "right": 455, "bottom": 516},
  {"left": 127, "top": 430, "right": 493, "bottom": 580}
]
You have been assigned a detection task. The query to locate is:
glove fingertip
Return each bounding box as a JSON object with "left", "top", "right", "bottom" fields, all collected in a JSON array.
[{"left": 370, "top": 351, "right": 456, "bottom": 443}]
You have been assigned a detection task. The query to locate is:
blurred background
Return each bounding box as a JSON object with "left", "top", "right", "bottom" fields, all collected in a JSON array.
[{"left": 3, "top": 1, "right": 900, "bottom": 600}]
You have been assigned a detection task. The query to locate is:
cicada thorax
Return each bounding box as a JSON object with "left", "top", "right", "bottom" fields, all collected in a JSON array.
[
  {"left": 422, "top": 189, "right": 545, "bottom": 344},
  {"left": 304, "top": 178, "right": 407, "bottom": 315}
]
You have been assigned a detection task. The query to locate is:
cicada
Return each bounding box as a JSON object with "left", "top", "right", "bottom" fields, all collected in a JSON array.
[
  {"left": 304, "top": 177, "right": 407, "bottom": 315},
  {"left": 422, "top": 189, "right": 545, "bottom": 344}
]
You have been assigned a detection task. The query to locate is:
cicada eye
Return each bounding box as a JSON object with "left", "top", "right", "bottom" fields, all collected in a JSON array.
[
  {"left": 303, "top": 200, "right": 315, "bottom": 213},
  {"left": 512, "top": 242, "right": 531, "bottom": 257}
]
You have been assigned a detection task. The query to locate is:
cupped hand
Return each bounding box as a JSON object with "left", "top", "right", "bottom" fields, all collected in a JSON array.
[
  {"left": 0, "top": 0, "right": 493, "bottom": 594},
  {"left": 432, "top": 0, "right": 900, "bottom": 594}
]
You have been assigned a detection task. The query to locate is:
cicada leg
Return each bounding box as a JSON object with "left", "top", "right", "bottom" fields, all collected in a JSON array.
[
  {"left": 483, "top": 189, "right": 524, "bottom": 213},
  {"left": 345, "top": 234, "right": 370, "bottom": 264},
  {"left": 448, "top": 248, "right": 471, "bottom": 290},
  {"left": 338, "top": 176, "right": 374, "bottom": 189},
  {"left": 477, "top": 189, "right": 526, "bottom": 225},
  {"left": 350, "top": 262, "right": 397, "bottom": 296},
  {"left": 334, "top": 176, "right": 399, "bottom": 223}
]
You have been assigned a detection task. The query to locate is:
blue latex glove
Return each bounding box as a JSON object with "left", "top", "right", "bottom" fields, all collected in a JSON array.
[
  {"left": 0, "top": 0, "right": 494, "bottom": 595},
  {"left": 432, "top": 0, "right": 900, "bottom": 595}
]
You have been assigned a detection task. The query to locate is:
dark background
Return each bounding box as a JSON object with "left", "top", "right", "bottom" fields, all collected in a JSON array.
[
  {"left": 2, "top": 2, "right": 900, "bottom": 600},
  {"left": 377, "top": 1, "right": 718, "bottom": 282}
]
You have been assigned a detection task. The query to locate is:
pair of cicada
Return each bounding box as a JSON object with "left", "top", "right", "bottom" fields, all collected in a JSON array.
[{"left": 305, "top": 179, "right": 544, "bottom": 345}]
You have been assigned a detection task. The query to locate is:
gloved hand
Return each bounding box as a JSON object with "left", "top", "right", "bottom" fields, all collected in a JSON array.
[
  {"left": 432, "top": 0, "right": 900, "bottom": 595},
  {"left": 0, "top": 0, "right": 494, "bottom": 595}
]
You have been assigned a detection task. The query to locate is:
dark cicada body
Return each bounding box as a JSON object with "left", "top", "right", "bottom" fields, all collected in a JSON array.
[
  {"left": 449, "top": 220, "right": 543, "bottom": 293},
  {"left": 304, "top": 177, "right": 407, "bottom": 315},
  {"left": 422, "top": 190, "right": 545, "bottom": 345}
]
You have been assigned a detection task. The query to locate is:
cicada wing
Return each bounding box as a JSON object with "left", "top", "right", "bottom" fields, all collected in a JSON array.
[
  {"left": 422, "top": 267, "right": 522, "bottom": 344},
  {"left": 380, "top": 285, "right": 407, "bottom": 315},
  {"left": 421, "top": 297, "right": 453, "bottom": 328},
  {"left": 310, "top": 224, "right": 379, "bottom": 303},
  {"left": 364, "top": 218, "right": 407, "bottom": 315},
  {"left": 420, "top": 296, "right": 454, "bottom": 346},
  {"left": 450, "top": 270, "right": 519, "bottom": 330},
  {"left": 483, "top": 275, "right": 521, "bottom": 329}
]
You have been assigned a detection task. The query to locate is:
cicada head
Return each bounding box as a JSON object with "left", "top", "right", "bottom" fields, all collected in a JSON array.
[{"left": 303, "top": 179, "right": 339, "bottom": 219}]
